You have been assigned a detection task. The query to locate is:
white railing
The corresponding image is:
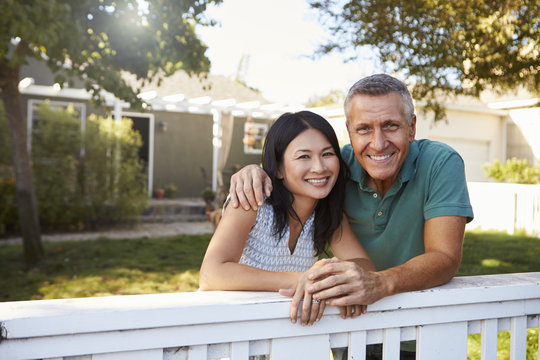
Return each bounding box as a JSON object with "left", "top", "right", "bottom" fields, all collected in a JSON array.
[
  {"left": 467, "top": 182, "right": 540, "bottom": 236},
  {"left": 1, "top": 273, "right": 539, "bottom": 360}
]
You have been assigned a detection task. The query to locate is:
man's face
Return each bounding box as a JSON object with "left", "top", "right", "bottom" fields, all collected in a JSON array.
[{"left": 346, "top": 92, "right": 416, "bottom": 194}]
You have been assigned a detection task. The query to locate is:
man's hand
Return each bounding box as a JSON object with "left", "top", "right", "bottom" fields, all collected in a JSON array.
[
  {"left": 307, "top": 258, "right": 389, "bottom": 307},
  {"left": 229, "top": 164, "right": 272, "bottom": 210}
]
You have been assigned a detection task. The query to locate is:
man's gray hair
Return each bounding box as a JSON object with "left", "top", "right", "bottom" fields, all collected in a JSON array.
[{"left": 344, "top": 74, "right": 415, "bottom": 124}]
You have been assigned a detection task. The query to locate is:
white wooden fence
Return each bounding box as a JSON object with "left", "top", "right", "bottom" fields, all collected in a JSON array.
[
  {"left": 1, "top": 272, "right": 539, "bottom": 360},
  {"left": 467, "top": 182, "right": 540, "bottom": 236}
]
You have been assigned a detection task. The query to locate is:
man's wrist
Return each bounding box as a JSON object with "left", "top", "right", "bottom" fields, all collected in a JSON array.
[{"left": 377, "top": 270, "right": 397, "bottom": 297}]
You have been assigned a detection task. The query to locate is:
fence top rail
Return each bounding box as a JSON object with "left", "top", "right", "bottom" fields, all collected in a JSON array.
[{"left": 1, "top": 272, "right": 539, "bottom": 340}]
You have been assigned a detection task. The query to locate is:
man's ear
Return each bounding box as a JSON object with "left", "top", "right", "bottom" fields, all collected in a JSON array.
[{"left": 408, "top": 115, "right": 417, "bottom": 142}]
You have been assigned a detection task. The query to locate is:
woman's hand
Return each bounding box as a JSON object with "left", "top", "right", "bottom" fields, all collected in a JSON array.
[
  {"left": 338, "top": 305, "right": 367, "bottom": 319},
  {"left": 281, "top": 260, "right": 328, "bottom": 326}
]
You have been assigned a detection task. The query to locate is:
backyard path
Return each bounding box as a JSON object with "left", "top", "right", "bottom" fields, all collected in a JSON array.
[{"left": 1, "top": 221, "right": 214, "bottom": 246}]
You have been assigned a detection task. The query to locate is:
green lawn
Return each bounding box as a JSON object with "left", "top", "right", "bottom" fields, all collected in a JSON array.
[
  {"left": 0, "top": 234, "right": 211, "bottom": 301},
  {"left": 1, "top": 230, "right": 539, "bottom": 359}
]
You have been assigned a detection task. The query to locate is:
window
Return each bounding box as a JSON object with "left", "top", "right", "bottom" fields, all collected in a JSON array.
[
  {"left": 243, "top": 121, "right": 268, "bottom": 154},
  {"left": 27, "top": 99, "right": 86, "bottom": 154}
]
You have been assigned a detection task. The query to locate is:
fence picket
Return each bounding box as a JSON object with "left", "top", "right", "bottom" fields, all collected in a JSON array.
[
  {"left": 510, "top": 316, "right": 527, "bottom": 360},
  {"left": 348, "top": 331, "right": 367, "bottom": 360},
  {"left": 382, "top": 328, "right": 400, "bottom": 360},
  {"left": 480, "top": 319, "right": 498, "bottom": 360}
]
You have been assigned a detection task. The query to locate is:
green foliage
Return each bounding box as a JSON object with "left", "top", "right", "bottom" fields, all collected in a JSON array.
[
  {"left": 310, "top": 0, "right": 540, "bottom": 120},
  {"left": 468, "top": 330, "right": 539, "bottom": 360},
  {"left": 164, "top": 183, "right": 178, "bottom": 198},
  {"left": 0, "top": 103, "right": 149, "bottom": 233},
  {"left": 0, "top": 0, "right": 222, "bottom": 107},
  {"left": 482, "top": 158, "right": 540, "bottom": 184},
  {"left": 306, "top": 89, "right": 346, "bottom": 107}
]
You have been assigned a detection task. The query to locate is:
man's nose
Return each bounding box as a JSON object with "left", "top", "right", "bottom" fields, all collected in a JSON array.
[{"left": 371, "top": 129, "right": 386, "bottom": 150}]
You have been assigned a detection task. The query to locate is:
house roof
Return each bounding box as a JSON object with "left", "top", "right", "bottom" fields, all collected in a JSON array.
[{"left": 122, "top": 71, "right": 270, "bottom": 104}]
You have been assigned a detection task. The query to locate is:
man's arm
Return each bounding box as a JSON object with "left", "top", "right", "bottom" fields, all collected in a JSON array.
[
  {"left": 307, "top": 215, "right": 467, "bottom": 305},
  {"left": 228, "top": 165, "right": 272, "bottom": 210}
]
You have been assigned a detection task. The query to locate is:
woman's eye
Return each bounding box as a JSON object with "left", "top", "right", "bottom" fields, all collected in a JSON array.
[{"left": 323, "top": 151, "right": 335, "bottom": 157}]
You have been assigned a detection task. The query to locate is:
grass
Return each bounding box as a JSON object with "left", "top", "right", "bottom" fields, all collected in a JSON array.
[
  {"left": 1, "top": 229, "right": 539, "bottom": 359},
  {"left": 0, "top": 234, "right": 211, "bottom": 301}
]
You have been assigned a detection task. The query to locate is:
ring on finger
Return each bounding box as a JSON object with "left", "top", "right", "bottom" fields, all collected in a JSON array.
[{"left": 312, "top": 299, "right": 320, "bottom": 304}]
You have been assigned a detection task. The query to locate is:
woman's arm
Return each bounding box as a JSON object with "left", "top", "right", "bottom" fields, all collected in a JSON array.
[
  {"left": 329, "top": 215, "right": 375, "bottom": 272},
  {"left": 198, "top": 204, "right": 300, "bottom": 291}
]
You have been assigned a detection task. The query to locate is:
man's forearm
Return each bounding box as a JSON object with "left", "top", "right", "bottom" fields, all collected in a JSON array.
[{"left": 378, "top": 250, "right": 460, "bottom": 297}]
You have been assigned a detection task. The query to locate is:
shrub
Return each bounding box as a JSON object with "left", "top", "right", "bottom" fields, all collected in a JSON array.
[
  {"left": 164, "top": 183, "right": 178, "bottom": 198},
  {"left": 482, "top": 158, "right": 540, "bottom": 184},
  {"left": 0, "top": 102, "right": 149, "bottom": 233}
]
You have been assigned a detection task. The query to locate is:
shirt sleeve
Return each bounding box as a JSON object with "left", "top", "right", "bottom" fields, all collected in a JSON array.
[{"left": 424, "top": 151, "right": 474, "bottom": 222}]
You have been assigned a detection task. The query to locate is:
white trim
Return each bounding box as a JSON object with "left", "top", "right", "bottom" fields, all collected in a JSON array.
[
  {"left": 415, "top": 100, "right": 509, "bottom": 116},
  {"left": 488, "top": 98, "right": 540, "bottom": 109},
  {"left": 211, "top": 109, "right": 221, "bottom": 193}
]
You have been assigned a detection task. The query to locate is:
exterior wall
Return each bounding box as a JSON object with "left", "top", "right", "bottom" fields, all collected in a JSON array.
[
  {"left": 507, "top": 108, "right": 540, "bottom": 166},
  {"left": 152, "top": 111, "right": 213, "bottom": 198},
  {"left": 223, "top": 116, "right": 274, "bottom": 184},
  {"left": 415, "top": 107, "right": 507, "bottom": 182}
]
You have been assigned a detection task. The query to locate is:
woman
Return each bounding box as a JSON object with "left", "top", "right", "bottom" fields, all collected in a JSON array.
[{"left": 199, "top": 111, "right": 374, "bottom": 325}]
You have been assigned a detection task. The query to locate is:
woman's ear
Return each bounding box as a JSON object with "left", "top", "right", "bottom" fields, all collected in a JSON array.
[{"left": 276, "top": 165, "right": 284, "bottom": 180}]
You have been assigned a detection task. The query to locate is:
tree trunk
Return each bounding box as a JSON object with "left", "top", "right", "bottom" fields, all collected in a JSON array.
[{"left": 0, "top": 59, "right": 44, "bottom": 266}]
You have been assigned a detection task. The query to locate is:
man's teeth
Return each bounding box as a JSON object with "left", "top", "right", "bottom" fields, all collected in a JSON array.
[{"left": 371, "top": 154, "right": 391, "bottom": 161}]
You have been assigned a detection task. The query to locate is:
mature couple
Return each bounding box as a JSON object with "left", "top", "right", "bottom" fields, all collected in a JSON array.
[{"left": 199, "top": 74, "right": 473, "bottom": 358}]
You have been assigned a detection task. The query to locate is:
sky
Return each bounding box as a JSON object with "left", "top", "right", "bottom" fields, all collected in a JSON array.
[{"left": 195, "top": 0, "right": 378, "bottom": 105}]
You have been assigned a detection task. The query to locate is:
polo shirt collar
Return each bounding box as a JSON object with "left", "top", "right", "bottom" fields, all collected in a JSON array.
[{"left": 350, "top": 140, "right": 419, "bottom": 191}]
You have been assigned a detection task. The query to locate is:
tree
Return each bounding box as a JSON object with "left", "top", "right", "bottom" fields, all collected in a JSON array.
[
  {"left": 306, "top": 89, "right": 345, "bottom": 107},
  {"left": 310, "top": 0, "right": 540, "bottom": 120},
  {"left": 0, "top": 0, "right": 221, "bottom": 266}
]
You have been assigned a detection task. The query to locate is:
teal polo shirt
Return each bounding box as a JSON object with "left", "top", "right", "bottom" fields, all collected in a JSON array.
[{"left": 342, "top": 139, "right": 474, "bottom": 271}]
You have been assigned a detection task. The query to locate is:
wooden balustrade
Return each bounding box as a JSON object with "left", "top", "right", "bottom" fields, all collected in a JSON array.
[{"left": 1, "top": 272, "right": 539, "bottom": 360}]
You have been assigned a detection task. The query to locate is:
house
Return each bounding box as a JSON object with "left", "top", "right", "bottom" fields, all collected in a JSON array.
[
  {"left": 17, "top": 58, "right": 539, "bottom": 201},
  {"left": 18, "top": 59, "right": 289, "bottom": 200}
]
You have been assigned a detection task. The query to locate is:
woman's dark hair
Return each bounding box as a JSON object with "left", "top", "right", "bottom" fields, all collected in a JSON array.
[{"left": 262, "top": 111, "right": 350, "bottom": 255}]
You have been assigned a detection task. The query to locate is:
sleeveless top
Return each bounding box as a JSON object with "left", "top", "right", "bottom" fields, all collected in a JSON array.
[{"left": 239, "top": 200, "right": 318, "bottom": 272}]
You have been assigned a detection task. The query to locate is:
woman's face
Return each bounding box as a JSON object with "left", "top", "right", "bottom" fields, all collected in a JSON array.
[{"left": 278, "top": 128, "right": 340, "bottom": 203}]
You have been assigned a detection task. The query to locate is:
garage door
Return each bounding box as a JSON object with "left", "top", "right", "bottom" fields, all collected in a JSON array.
[{"left": 430, "top": 138, "right": 490, "bottom": 182}]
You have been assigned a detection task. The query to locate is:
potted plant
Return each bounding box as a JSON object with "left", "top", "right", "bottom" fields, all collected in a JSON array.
[
  {"left": 153, "top": 184, "right": 165, "bottom": 199},
  {"left": 164, "top": 183, "right": 178, "bottom": 198},
  {"left": 202, "top": 188, "right": 215, "bottom": 205}
]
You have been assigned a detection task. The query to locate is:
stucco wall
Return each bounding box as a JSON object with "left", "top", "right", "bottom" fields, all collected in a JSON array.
[
  {"left": 222, "top": 116, "right": 274, "bottom": 192},
  {"left": 415, "top": 106, "right": 507, "bottom": 181},
  {"left": 152, "top": 111, "right": 213, "bottom": 197}
]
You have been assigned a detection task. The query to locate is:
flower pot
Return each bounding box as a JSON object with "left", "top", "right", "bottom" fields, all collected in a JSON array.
[{"left": 154, "top": 189, "right": 165, "bottom": 199}]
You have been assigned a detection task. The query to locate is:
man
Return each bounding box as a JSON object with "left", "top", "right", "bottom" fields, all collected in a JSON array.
[{"left": 229, "top": 74, "right": 473, "bottom": 358}]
